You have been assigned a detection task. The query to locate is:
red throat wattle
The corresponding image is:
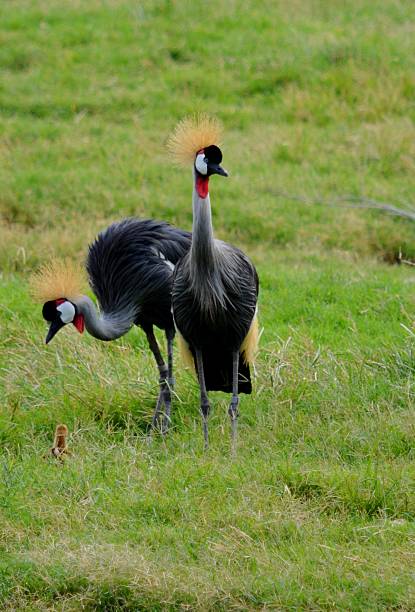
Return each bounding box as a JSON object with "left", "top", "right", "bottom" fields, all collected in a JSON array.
[
  {"left": 196, "top": 174, "right": 209, "bottom": 199},
  {"left": 73, "top": 313, "right": 85, "bottom": 334}
]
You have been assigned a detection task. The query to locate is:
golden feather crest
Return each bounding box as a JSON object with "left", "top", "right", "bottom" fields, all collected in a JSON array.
[
  {"left": 167, "top": 114, "right": 223, "bottom": 165},
  {"left": 30, "top": 258, "right": 85, "bottom": 303}
]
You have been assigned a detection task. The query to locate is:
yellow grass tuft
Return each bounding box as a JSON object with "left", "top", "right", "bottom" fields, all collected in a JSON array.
[
  {"left": 30, "top": 258, "right": 86, "bottom": 303},
  {"left": 167, "top": 114, "right": 223, "bottom": 165}
]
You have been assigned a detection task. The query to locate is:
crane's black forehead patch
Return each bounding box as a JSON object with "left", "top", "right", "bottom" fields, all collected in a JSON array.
[
  {"left": 204, "top": 144, "right": 222, "bottom": 164},
  {"left": 42, "top": 300, "right": 58, "bottom": 321}
]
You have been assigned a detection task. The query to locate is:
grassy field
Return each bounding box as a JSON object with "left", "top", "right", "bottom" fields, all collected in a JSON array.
[{"left": 1, "top": 0, "right": 415, "bottom": 609}]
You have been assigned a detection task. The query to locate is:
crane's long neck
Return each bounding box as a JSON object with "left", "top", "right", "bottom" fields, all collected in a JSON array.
[
  {"left": 74, "top": 295, "right": 134, "bottom": 341},
  {"left": 190, "top": 170, "right": 217, "bottom": 273},
  {"left": 189, "top": 169, "right": 230, "bottom": 315}
]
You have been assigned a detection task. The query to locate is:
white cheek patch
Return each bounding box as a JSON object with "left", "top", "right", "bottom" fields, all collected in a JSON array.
[
  {"left": 195, "top": 153, "right": 208, "bottom": 175},
  {"left": 57, "top": 301, "right": 76, "bottom": 324}
]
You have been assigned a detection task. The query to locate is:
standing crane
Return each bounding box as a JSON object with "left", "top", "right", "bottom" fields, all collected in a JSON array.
[
  {"left": 168, "top": 115, "right": 259, "bottom": 451},
  {"left": 31, "top": 218, "right": 191, "bottom": 432}
]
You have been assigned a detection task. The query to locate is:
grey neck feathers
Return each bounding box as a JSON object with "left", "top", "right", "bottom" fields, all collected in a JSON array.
[
  {"left": 189, "top": 170, "right": 229, "bottom": 315},
  {"left": 74, "top": 295, "right": 135, "bottom": 341},
  {"left": 190, "top": 174, "right": 217, "bottom": 273}
]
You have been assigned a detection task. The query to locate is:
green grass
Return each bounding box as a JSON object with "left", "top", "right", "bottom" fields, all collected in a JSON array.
[{"left": 1, "top": 0, "right": 415, "bottom": 608}]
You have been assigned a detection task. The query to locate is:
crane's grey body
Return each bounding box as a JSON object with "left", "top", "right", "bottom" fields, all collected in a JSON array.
[
  {"left": 172, "top": 174, "right": 259, "bottom": 449},
  {"left": 173, "top": 236, "right": 258, "bottom": 392}
]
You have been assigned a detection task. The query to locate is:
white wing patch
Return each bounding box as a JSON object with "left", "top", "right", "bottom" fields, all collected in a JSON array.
[{"left": 157, "top": 250, "right": 175, "bottom": 271}]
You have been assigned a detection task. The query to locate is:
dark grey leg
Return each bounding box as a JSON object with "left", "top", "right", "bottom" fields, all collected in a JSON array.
[
  {"left": 151, "top": 387, "right": 165, "bottom": 430},
  {"left": 228, "top": 351, "right": 240, "bottom": 455},
  {"left": 166, "top": 327, "right": 175, "bottom": 388},
  {"left": 144, "top": 326, "right": 171, "bottom": 432},
  {"left": 162, "top": 328, "right": 175, "bottom": 432},
  {"left": 195, "top": 349, "right": 210, "bottom": 450}
]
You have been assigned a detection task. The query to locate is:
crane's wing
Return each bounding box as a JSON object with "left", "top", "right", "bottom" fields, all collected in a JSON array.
[{"left": 87, "top": 218, "right": 191, "bottom": 320}]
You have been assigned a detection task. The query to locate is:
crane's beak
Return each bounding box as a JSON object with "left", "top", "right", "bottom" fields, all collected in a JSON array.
[
  {"left": 45, "top": 319, "right": 65, "bottom": 344},
  {"left": 207, "top": 163, "right": 228, "bottom": 177}
]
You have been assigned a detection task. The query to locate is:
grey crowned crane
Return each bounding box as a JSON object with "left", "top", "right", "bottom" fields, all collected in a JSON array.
[
  {"left": 31, "top": 218, "right": 191, "bottom": 432},
  {"left": 168, "top": 115, "right": 259, "bottom": 451}
]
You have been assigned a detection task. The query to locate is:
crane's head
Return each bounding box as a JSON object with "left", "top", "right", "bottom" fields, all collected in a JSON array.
[
  {"left": 194, "top": 144, "right": 228, "bottom": 198},
  {"left": 194, "top": 144, "right": 228, "bottom": 178},
  {"left": 42, "top": 299, "right": 85, "bottom": 344},
  {"left": 167, "top": 114, "right": 228, "bottom": 197},
  {"left": 30, "top": 258, "right": 86, "bottom": 344}
]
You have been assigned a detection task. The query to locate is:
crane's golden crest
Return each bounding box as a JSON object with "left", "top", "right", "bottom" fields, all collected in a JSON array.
[
  {"left": 30, "top": 258, "right": 85, "bottom": 303},
  {"left": 167, "top": 114, "right": 223, "bottom": 165}
]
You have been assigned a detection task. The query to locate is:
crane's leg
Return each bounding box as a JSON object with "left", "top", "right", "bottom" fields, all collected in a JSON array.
[
  {"left": 228, "top": 351, "right": 240, "bottom": 455},
  {"left": 162, "top": 328, "right": 175, "bottom": 433},
  {"left": 166, "top": 327, "right": 175, "bottom": 389},
  {"left": 195, "top": 349, "right": 210, "bottom": 450},
  {"left": 144, "top": 326, "right": 171, "bottom": 433}
]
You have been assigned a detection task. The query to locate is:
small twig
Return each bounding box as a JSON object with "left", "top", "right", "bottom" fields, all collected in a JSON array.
[{"left": 272, "top": 191, "right": 415, "bottom": 222}]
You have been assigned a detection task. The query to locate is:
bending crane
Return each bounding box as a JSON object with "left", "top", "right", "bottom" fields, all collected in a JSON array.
[{"left": 32, "top": 218, "right": 191, "bottom": 431}]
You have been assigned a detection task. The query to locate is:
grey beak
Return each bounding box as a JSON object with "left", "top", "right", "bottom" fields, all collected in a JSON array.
[{"left": 208, "top": 163, "right": 229, "bottom": 177}]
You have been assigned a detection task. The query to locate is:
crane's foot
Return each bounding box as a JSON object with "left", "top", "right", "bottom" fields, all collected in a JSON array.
[
  {"left": 228, "top": 395, "right": 239, "bottom": 456},
  {"left": 150, "top": 390, "right": 163, "bottom": 432},
  {"left": 161, "top": 388, "right": 172, "bottom": 435},
  {"left": 151, "top": 367, "right": 170, "bottom": 433},
  {"left": 200, "top": 397, "right": 210, "bottom": 451},
  {"left": 203, "top": 417, "right": 209, "bottom": 451},
  {"left": 161, "top": 417, "right": 170, "bottom": 436}
]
